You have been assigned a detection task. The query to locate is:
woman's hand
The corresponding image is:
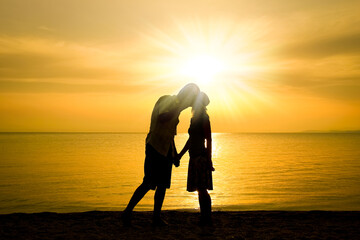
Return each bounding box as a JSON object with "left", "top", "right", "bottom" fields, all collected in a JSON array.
[{"left": 207, "top": 158, "right": 215, "bottom": 171}]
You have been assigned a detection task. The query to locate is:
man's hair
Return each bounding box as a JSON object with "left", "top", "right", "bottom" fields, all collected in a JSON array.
[{"left": 177, "top": 83, "right": 200, "bottom": 101}]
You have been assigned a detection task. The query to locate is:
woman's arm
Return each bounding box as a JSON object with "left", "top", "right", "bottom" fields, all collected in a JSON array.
[
  {"left": 178, "top": 139, "right": 190, "bottom": 160},
  {"left": 204, "top": 117, "right": 215, "bottom": 171}
]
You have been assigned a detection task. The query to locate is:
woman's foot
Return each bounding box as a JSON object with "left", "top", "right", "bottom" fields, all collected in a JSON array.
[{"left": 199, "top": 216, "right": 213, "bottom": 227}]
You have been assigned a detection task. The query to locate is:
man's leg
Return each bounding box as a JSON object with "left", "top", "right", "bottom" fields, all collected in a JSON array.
[
  {"left": 153, "top": 186, "right": 167, "bottom": 225},
  {"left": 124, "top": 182, "right": 151, "bottom": 213},
  {"left": 152, "top": 147, "right": 172, "bottom": 226},
  {"left": 124, "top": 144, "right": 153, "bottom": 216},
  {"left": 122, "top": 182, "right": 151, "bottom": 225}
]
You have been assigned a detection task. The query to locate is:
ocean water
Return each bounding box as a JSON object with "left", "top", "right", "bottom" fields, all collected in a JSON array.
[{"left": 0, "top": 132, "right": 359, "bottom": 214}]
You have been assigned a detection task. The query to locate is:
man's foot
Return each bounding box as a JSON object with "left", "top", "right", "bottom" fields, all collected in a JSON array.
[
  {"left": 152, "top": 216, "right": 168, "bottom": 227},
  {"left": 121, "top": 211, "right": 132, "bottom": 227}
]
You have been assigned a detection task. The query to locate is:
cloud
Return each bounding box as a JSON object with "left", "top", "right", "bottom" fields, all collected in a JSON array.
[
  {"left": 0, "top": 80, "right": 149, "bottom": 93},
  {"left": 267, "top": 69, "right": 360, "bottom": 101},
  {"left": 310, "top": 82, "right": 360, "bottom": 101},
  {"left": 0, "top": 34, "right": 210, "bottom": 96},
  {"left": 267, "top": 31, "right": 360, "bottom": 101},
  {"left": 0, "top": 37, "right": 122, "bottom": 79},
  {"left": 37, "top": 26, "right": 55, "bottom": 32},
  {"left": 0, "top": 51, "right": 117, "bottom": 79},
  {"left": 0, "top": 36, "right": 160, "bottom": 94},
  {"left": 279, "top": 32, "right": 360, "bottom": 59}
]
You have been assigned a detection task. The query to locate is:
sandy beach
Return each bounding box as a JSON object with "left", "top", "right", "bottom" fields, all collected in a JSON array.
[{"left": 1, "top": 210, "right": 359, "bottom": 239}]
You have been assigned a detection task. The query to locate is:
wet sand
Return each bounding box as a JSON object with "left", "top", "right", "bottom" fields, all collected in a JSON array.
[{"left": 1, "top": 210, "right": 359, "bottom": 239}]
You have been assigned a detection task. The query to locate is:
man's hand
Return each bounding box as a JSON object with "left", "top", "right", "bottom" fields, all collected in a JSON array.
[{"left": 173, "top": 154, "right": 180, "bottom": 167}]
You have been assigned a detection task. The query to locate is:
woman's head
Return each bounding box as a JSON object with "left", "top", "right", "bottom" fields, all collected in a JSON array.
[{"left": 192, "top": 91, "right": 210, "bottom": 116}]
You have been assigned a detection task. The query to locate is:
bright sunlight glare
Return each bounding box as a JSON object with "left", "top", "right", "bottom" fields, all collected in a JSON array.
[
  {"left": 179, "top": 54, "right": 226, "bottom": 84},
  {"left": 139, "top": 20, "right": 274, "bottom": 118}
]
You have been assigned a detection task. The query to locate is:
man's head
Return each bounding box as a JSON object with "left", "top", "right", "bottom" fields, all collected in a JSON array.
[{"left": 177, "top": 83, "right": 200, "bottom": 110}]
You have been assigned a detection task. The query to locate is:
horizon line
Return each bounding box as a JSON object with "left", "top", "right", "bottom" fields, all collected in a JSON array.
[{"left": 1, "top": 130, "right": 360, "bottom": 134}]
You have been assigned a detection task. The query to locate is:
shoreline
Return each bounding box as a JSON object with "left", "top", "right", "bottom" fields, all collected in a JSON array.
[{"left": 1, "top": 210, "right": 359, "bottom": 239}]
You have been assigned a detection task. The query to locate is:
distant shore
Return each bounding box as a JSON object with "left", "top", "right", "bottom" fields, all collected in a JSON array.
[{"left": 1, "top": 211, "right": 359, "bottom": 240}]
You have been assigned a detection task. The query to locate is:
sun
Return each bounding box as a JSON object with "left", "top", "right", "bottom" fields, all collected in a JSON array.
[
  {"left": 138, "top": 20, "right": 273, "bottom": 117},
  {"left": 179, "top": 54, "right": 226, "bottom": 85}
]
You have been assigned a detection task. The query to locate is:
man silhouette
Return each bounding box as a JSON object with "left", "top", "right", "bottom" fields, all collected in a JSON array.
[{"left": 122, "top": 83, "right": 200, "bottom": 226}]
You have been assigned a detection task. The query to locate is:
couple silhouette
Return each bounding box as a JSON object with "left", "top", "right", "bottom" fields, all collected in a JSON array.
[{"left": 122, "top": 83, "right": 214, "bottom": 227}]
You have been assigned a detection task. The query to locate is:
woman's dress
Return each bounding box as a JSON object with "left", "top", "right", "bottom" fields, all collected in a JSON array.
[{"left": 187, "top": 114, "right": 213, "bottom": 192}]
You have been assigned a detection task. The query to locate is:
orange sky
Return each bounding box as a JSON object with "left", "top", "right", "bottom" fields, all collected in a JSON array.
[{"left": 0, "top": 0, "right": 360, "bottom": 132}]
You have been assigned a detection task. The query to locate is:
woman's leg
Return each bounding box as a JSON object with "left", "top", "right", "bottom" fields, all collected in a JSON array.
[{"left": 198, "top": 188, "right": 212, "bottom": 224}]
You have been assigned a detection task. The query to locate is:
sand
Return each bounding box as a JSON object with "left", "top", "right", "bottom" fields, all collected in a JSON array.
[{"left": 1, "top": 211, "right": 359, "bottom": 239}]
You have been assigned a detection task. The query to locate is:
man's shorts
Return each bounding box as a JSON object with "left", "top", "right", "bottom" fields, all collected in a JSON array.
[{"left": 143, "top": 144, "right": 173, "bottom": 190}]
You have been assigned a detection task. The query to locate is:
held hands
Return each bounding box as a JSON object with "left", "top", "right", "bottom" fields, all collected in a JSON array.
[
  {"left": 173, "top": 154, "right": 181, "bottom": 167},
  {"left": 174, "top": 151, "right": 214, "bottom": 171}
]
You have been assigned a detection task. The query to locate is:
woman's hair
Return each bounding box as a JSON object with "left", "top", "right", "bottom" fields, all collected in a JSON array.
[{"left": 192, "top": 92, "right": 210, "bottom": 117}]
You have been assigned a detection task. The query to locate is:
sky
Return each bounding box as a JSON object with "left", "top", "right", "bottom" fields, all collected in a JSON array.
[{"left": 0, "top": 0, "right": 359, "bottom": 133}]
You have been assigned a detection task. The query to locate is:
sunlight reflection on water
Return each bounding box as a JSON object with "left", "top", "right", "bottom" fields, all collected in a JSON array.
[{"left": 0, "top": 133, "right": 359, "bottom": 213}]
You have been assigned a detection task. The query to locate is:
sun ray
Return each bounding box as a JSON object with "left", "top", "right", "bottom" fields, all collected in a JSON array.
[{"left": 136, "top": 19, "right": 278, "bottom": 122}]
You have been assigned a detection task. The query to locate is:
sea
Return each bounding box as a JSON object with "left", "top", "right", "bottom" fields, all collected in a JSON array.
[{"left": 0, "top": 132, "right": 359, "bottom": 214}]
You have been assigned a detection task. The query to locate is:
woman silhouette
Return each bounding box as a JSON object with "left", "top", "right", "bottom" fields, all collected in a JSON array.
[{"left": 178, "top": 92, "right": 214, "bottom": 226}]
